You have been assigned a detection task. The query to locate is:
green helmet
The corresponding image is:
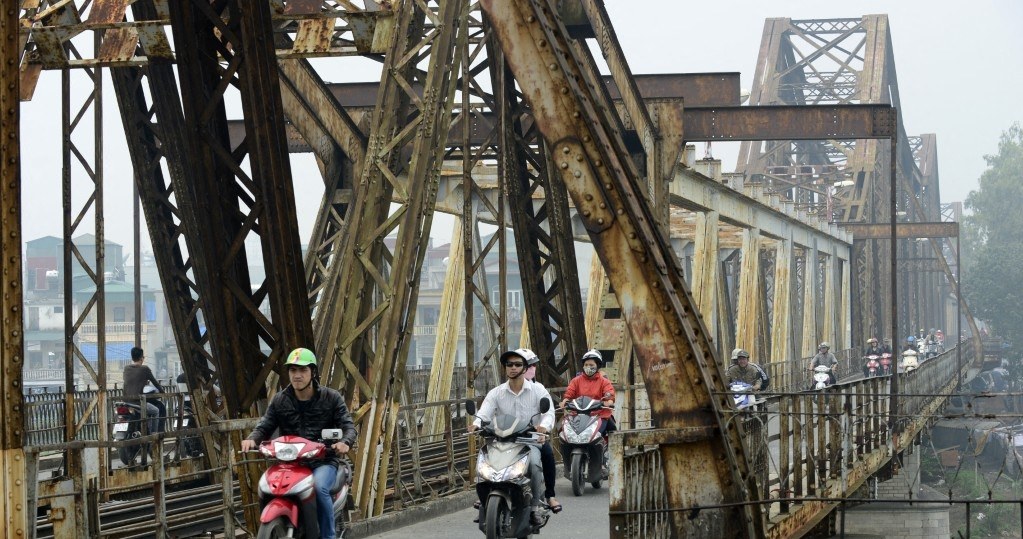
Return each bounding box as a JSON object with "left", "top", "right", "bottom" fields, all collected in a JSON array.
[{"left": 285, "top": 348, "right": 317, "bottom": 368}]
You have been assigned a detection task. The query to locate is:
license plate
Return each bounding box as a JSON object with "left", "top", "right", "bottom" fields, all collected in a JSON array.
[
  {"left": 113, "top": 423, "right": 129, "bottom": 432},
  {"left": 173, "top": 419, "right": 190, "bottom": 429}
]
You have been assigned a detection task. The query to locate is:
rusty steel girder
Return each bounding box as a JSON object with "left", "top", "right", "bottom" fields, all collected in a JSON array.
[
  {"left": 481, "top": 0, "right": 759, "bottom": 535},
  {"left": 1, "top": 2, "right": 28, "bottom": 535},
  {"left": 843, "top": 221, "right": 958, "bottom": 240}
]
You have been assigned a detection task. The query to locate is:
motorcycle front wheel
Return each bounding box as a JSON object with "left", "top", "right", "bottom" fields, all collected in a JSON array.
[
  {"left": 485, "top": 495, "right": 508, "bottom": 539},
  {"left": 571, "top": 454, "right": 584, "bottom": 496},
  {"left": 256, "top": 516, "right": 293, "bottom": 539}
]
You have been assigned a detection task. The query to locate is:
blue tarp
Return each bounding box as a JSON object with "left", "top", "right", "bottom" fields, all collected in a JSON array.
[{"left": 80, "top": 341, "right": 134, "bottom": 362}]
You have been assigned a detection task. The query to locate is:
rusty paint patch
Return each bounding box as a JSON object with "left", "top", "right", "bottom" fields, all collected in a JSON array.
[
  {"left": 137, "top": 23, "right": 173, "bottom": 60},
  {"left": 98, "top": 26, "right": 137, "bottom": 64},
  {"left": 19, "top": 62, "right": 42, "bottom": 101},
  {"left": 284, "top": 0, "right": 323, "bottom": 16},
  {"left": 86, "top": 0, "right": 129, "bottom": 24},
  {"left": 293, "top": 19, "right": 335, "bottom": 54},
  {"left": 27, "top": 26, "right": 69, "bottom": 69}
]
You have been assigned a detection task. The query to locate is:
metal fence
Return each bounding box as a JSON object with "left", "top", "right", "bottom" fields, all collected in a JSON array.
[{"left": 608, "top": 344, "right": 971, "bottom": 538}]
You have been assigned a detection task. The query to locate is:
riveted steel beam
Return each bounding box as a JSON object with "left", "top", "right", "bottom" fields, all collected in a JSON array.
[
  {"left": 481, "top": 1, "right": 759, "bottom": 535},
  {"left": 17, "top": 1, "right": 398, "bottom": 72},
  {"left": 843, "top": 221, "right": 958, "bottom": 240},
  {"left": 684, "top": 104, "right": 896, "bottom": 142},
  {"left": 1, "top": 2, "right": 28, "bottom": 534}
]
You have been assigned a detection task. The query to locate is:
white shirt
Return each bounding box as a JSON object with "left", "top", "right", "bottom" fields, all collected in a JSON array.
[{"left": 473, "top": 379, "right": 555, "bottom": 432}]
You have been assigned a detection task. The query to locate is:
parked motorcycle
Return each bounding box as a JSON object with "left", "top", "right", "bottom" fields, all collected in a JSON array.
[
  {"left": 559, "top": 396, "right": 610, "bottom": 496},
  {"left": 112, "top": 401, "right": 152, "bottom": 466},
  {"left": 811, "top": 365, "right": 834, "bottom": 390},
  {"left": 730, "top": 381, "right": 758, "bottom": 410},
  {"left": 863, "top": 354, "right": 881, "bottom": 378},
  {"left": 249, "top": 430, "right": 353, "bottom": 539},
  {"left": 466, "top": 398, "right": 552, "bottom": 539},
  {"left": 170, "top": 400, "right": 203, "bottom": 459}
]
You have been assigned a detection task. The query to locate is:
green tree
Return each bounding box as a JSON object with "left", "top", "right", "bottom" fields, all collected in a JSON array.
[{"left": 963, "top": 123, "right": 1023, "bottom": 345}]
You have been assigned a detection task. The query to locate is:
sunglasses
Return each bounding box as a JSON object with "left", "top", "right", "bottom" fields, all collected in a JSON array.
[{"left": 505, "top": 362, "right": 524, "bottom": 368}]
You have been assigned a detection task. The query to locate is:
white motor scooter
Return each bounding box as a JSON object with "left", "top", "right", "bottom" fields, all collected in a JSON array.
[
  {"left": 901, "top": 349, "right": 920, "bottom": 374},
  {"left": 811, "top": 365, "right": 833, "bottom": 390}
]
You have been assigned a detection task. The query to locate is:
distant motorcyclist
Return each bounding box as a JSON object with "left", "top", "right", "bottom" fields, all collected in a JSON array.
[
  {"left": 881, "top": 337, "right": 894, "bottom": 355},
  {"left": 726, "top": 349, "right": 763, "bottom": 391},
  {"left": 123, "top": 347, "right": 166, "bottom": 434},
  {"left": 809, "top": 342, "right": 838, "bottom": 385},
  {"left": 862, "top": 338, "right": 884, "bottom": 377},
  {"left": 903, "top": 335, "right": 917, "bottom": 353}
]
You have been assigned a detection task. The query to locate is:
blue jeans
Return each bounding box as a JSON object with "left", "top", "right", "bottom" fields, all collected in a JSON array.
[{"left": 312, "top": 464, "right": 338, "bottom": 539}]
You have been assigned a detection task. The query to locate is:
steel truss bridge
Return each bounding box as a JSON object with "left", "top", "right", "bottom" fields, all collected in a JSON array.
[{"left": 0, "top": 1, "right": 998, "bottom": 537}]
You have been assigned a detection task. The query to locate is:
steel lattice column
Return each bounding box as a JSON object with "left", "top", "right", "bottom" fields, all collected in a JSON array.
[
  {"left": 497, "top": 58, "right": 587, "bottom": 384},
  {"left": 319, "top": 0, "right": 463, "bottom": 516},
  {"left": 482, "top": 1, "right": 760, "bottom": 535},
  {"left": 109, "top": 36, "right": 222, "bottom": 474},
  {"left": 167, "top": 1, "right": 315, "bottom": 524},
  {"left": 1, "top": 2, "right": 28, "bottom": 533}
]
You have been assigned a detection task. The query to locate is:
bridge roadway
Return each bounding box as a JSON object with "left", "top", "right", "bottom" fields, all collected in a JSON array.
[{"left": 364, "top": 475, "right": 610, "bottom": 539}]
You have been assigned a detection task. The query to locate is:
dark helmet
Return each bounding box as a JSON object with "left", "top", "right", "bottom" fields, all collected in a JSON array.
[
  {"left": 581, "top": 349, "right": 604, "bottom": 369},
  {"left": 500, "top": 348, "right": 537, "bottom": 367},
  {"left": 735, "top": 349, "right": 750, "bottom": 360}
]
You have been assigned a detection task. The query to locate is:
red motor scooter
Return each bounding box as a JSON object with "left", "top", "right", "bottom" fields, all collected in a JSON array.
[
  {"left": 880, "top": 353, "right": 893, "bottom": 376},
  {"left": 250, "top": 429, "right": 353, "bottom": 539},
  {"left": 863, "top": 354, "right": 881, "bottom": 378}
]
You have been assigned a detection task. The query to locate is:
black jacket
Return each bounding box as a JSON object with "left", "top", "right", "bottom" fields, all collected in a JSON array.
[{"left": 247, "top": 383, "right": 358, "bottom": 466}]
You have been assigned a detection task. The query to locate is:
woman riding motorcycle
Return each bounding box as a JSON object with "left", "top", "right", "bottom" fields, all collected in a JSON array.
[{"left": 559, "top": 350, "right": 616, "bottom": 436}]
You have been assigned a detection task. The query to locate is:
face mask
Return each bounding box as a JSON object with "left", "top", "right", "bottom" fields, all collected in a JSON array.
[
  {"left": 583, "top": 365, "right": 598, "bottom": 377},
  {"left": 524, "top": 366, "right": 536, "bottom": 381}
]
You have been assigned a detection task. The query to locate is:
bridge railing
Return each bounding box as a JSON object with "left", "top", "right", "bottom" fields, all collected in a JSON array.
[
  {"left": 760, "top": 348, "right": 860, "bottom": 394},
  {"left": 608, "top": 343, "right": 969, "bottom": 538}
]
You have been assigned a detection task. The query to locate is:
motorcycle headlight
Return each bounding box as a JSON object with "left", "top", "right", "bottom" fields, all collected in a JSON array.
[
  {"left": 273, "top": 442, "right": 303, "bottom": 461},
  {"left": 567, "top": 422, "right": 599, "bottom": 444},
  {"left": 477, "top": 454, "right": 529, "bottom": 483}
]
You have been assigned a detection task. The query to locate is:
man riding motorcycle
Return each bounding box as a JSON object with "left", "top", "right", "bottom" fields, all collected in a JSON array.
[
  {"left": 726, "top": 349, "right": 763, "bottom": 392},
  {"left": 241, "top": 348, "right": 358, "bottom": 539},
  {"left": 809, "top": 342, "right": 838, "bottom": 386},
  {"left": 469, "top": 348, "right": 556, "bottom": 525},
  {"left": 862, "top": 338, "right": 884, "bottom": 378}
]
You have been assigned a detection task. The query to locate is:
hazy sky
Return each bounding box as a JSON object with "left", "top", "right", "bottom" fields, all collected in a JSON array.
[{"left": 19, "top": 1, "right": 1023, "bottom": 254}]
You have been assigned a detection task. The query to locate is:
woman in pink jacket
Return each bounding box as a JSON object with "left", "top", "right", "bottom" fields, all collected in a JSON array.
[{"left": 559, "top": 349, "right": 617, "bottom": 435}]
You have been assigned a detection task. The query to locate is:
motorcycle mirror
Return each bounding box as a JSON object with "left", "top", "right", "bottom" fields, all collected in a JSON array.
[
  {"left": 321, "top": 428, "right": 344, "bottom": 441},
  {"left": 465, "top": 399, "right": 477, "bottom": 416},
  {"left": 539, "top": 398, "right": 551, "bottom": 413}
]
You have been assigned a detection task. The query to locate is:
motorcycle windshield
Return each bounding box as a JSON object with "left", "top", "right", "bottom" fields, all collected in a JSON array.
[
  {"left": 565, "top": 414, "right": 598, "bottom": 435},
  {"left": 482, "top": 442, "right": 530, "bottom": 470}
]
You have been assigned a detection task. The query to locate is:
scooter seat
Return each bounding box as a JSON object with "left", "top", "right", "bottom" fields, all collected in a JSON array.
[{"left": 329, "top": 464, "right": 351, "bottom": 495}]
